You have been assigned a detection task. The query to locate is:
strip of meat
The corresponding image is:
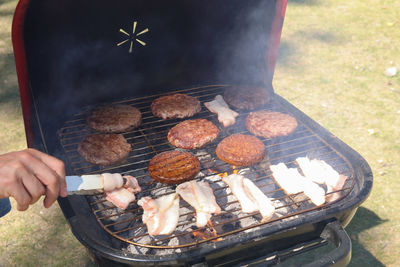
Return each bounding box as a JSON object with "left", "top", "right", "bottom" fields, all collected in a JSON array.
[
  {"left": 102, "top": 173, "right": 124, "bottom": 191},
  {"left": 204, "top": 95, "right": 239, "bottom": 127},
  {"left": 222, "top": 174, "right": 275, "bottom": 221},
  {"left": 223, "top": 174, "right": 257, "bottom": 213},
  {"left": 104, "top": 175, "right": 141, "bottom": 209},
  {"left": 299, "top": 176, "right": 326, "bottom": 206},
  {"left": 137, "top": 194, "right": 180, "bottom": 236},
  {"left": 105, "top": 188, "right": 136, "bottom": 210},
  {"left": 296, "top": 157, "right": 347, "bottom": 202},
  {"left": 176, "top": 180, "right": 221, "bottom": 228},
  {"left": 123, "top": 175, "right": 142, "bottom": 193},
  {"left": 269, "top": 163, "right": 304, "bottom": 194},
  {"left": 270, "top": 163, "right": 326, "bottom": 206},
  {"left": 242, "top": 178, "right": 275, "bottom": 221},
  {"left": 296, "top": 157, "right": 347, "bottom": 189},
  {"left": 296, "top": 157, "right": 325, "bottom": 184},
  {"left": 325, "top": 174, "right": 348, "bottom": 202}
]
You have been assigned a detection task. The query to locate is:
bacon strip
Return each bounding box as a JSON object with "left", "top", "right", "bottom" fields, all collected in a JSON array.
[
  {"left": 270, "top": 163, "right": 326, "bottom": 206},
  {"left": 102, "top": 173, "right": 124, "bottom": 191},
  {"left": 296, "top": 157, "right": 340, "bottom": 187},
  {"left": 204, "top": 95, "right": 239, "bottom": 127},
  {"left": 223, "top": 174, "right": 275, "bottom": 221},
  {"left": 137, "top": 194, "right": 180, "bottom": 236},
  {"left": 296, "top": 157, "right": 347, "bottom": 202},
  {"left": 176, "top": 180, "right": 221, "bottom": 227},
  {"left": 105, "top": 188, "right": 136, "bottom": 210},
  {"left": 104, "top": 175, "right": 141, "bottom": 210},
  {"left": 123, "top": 175, "right": 142, "bottom": 193}
]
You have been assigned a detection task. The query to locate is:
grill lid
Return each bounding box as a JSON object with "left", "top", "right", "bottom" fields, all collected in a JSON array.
[{"left": 13, "top": 0, "right": 287, "bottom": 149}]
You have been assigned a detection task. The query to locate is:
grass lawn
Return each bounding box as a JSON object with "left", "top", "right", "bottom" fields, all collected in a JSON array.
[
  {"left": 274, "top": 0, "right": 400, "bottom": 266},
  {"left": 1, "top": 0, "right": 399, "bottom": 266}
]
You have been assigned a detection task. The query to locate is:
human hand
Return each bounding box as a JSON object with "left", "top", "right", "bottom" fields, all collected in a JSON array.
[{"left": 0, "top": 148, "right": 67, "bottom": 211}]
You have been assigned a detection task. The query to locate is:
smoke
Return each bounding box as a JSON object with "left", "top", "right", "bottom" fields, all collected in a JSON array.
[
  {"left": 211, "top": 1, "right": 277, "bottom": 87},
  {"left": 24, "top": 0, "right": 279, "bottom": 154}
]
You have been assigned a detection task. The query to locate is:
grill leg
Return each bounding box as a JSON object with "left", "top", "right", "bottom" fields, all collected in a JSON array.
[{"left": 304, "top": 220, "right": 352, "bottom": 267}]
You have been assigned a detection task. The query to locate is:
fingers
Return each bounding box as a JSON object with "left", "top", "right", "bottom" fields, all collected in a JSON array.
[
  {"left": 15, "top": 167, "right": 46, "bottom": 211},
  {"left": 27, "top": 149, "right": 68, "bottom": 198},
  {"left": 0, "top": 160, "right": 44, "bottom": 211},
  {"left": 3, "top": 162, "right": 32, "bottom": 211},
  {"left": 0, "top": 149, "right": 66, "bottom": 211},
  {"left": 28, "top": 148, "right": 66, "bottom": 178},
  {"left": 18, "top": 150, "right": 61, "bottom": 208},
  {"left": 19, "top": 168, "right": 46, "bottom": 206}
]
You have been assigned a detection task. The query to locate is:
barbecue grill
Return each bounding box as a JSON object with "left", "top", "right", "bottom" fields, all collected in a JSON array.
[{"left": 12, "top": 0, "right": 373, "bottom": 266}]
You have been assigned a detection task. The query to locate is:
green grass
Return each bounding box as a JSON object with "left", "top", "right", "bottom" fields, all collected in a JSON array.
[
  {"left": 0, "top": 0, "right": 25, "bottom": 153},
  {"left": 1, "top": 0, "right": 399, "bottom": 266},
  {"left": 274, "top": 0, "right": 400, "bottom": 266}
]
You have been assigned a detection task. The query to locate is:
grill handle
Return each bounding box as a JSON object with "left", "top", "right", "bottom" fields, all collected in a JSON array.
[{"left": 305, "top": 220, "right": 352, "bottom": 267}]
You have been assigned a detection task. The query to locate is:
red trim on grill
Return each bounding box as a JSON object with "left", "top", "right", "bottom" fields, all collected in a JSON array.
[
  {"left": 12, "top": 0, "right": 33, "bottom": 147},
  {"left": 265, "top": 0, "right": 287, "bottom": 83}
]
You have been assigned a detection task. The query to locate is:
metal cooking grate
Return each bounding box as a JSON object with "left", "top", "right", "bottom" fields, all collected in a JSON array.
[{"left": 58, "top": 84, "right": 355, "bottom": 250}]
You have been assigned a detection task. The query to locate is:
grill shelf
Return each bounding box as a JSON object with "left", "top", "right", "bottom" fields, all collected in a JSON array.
[{"left": 58, "top": 84, "right": 355, "bottom": 250}]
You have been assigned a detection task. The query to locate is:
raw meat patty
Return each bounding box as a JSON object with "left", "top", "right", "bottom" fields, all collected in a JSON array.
[
  {"left": 168, "top": 119, "right": 219, "bottom": 149},
  {"left": 216, "top": 134, "right": 265, "bottom": 166},
  {"left": 246, "top": 111, "right": 298, "bottom": 138},
  {"left": 87, "top": 104, "right": 142, "bottom": 133},
  {"left": 223, "top": 86, "right": 270, "bottom": 110},
  {"left": 148, "top": 151, "right": 200, "bottom": 184},
  {"left": 151, "top": 94, "right": 201, "bottom": 120},
  {"left": 78, "top": 134, "right": 131, "bottom": 166}
]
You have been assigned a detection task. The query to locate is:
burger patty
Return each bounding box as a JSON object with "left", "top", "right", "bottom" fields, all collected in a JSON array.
[
  {"left": 223, "top": 86, "right": 270, "bottom": 110},
  {"left": 246, "top": 111, "right": 298, "bottom": 138},
  {"left": 151, "top": 94, "right": 201, "bottom": 120},
  {"left": 86, "top": 104, "right": 142, "bottom": 133},
  {"left": 78, "top": 134, "right": 131, "bottom": 166},
  {"left": 216, "top": 134, "right": 265, "bottom": 166},
  {"left": 148, "top": 151, "right": 200, "bottom": 184},
  {"left": 168, "top": 119, "right": 219, "bottom": 149}
]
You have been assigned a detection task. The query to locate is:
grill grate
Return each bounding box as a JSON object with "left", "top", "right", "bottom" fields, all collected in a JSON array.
[{"left": 58, "top": 84, "right": 355, "bottom": 250}]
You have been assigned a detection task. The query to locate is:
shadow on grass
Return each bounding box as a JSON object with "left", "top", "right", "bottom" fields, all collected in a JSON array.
[
  {"left": 296, "top": 30, "right": 343, "bottom": 44},
  {"left": 346, "top": 206, "right": 387, "bottom": 266},
  {"left": 0, "top": 0, "right": 15, "bottom": 4},
  {"left": 280, "top": 207, "right": 386, "bottom": 266},
  {"left": 277, "top": 41, "right": 296, "bottom": 66},
  {"left": 0, "top": 10, "right": 14, "bottom": 16},
  {"left": 277, "top": 30, "right": 344, "bottom": 68},
  {"left": 0, "top": 0, "right": 16, "bottom": 16},
  {"left": 288, "top": 0, "right": 319, "bottom": 5}
]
